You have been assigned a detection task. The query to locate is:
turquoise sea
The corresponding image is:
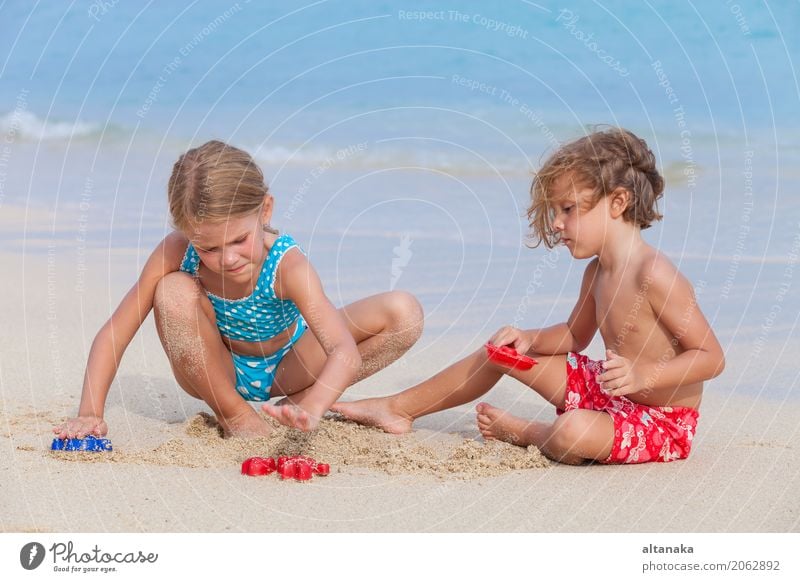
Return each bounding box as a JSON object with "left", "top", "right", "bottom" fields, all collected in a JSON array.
[
  {"left": 2, "top": 1, "right": 798, "bottom": 169},
  {"left": 1, "top": 1, "right": 799, "bottom": 398}
]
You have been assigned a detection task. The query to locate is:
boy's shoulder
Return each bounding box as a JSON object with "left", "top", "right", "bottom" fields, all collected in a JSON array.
[
  {"left": 637, "top": 246, "right": 695, "bottom": 302},
  {"left": 638, "top": 246, "right": 677, "bottom": 279}
]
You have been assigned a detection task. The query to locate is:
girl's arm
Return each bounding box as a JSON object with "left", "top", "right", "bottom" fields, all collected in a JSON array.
[
  {"left": 272, "top": 249, "right": 361, "bottom": 425},
  {"left": 54, "top": 233, "right": 185, "bottom": 438}
]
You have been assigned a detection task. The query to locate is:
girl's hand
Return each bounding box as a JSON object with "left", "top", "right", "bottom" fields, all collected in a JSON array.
[
  {"left": 488, "top": 326, "right": 533, "bottom": 355},
  {"left": 597, "top": 349, "right": 641, "bottom": 397},
  {"left": 262, "top": 399, "right": 321, "bottom": 432},
  {"left": 53, "top": 416, "right": 108, "bottom": 439}
]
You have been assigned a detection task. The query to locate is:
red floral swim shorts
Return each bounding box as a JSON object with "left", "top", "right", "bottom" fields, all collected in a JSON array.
[{"left": 557, "top": 352, "right": 699, "bottom": 464}]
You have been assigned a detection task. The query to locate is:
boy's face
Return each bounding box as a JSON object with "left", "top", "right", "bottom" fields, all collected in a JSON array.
[{"left": 549, "top": 175, "right": 610, "bottom": 259}]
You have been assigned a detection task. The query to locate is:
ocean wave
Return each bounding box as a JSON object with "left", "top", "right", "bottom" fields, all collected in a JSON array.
[
  {"left": 250, "top": 142, "right": 530, "bottom": 176},
  {"left": 0, "top": 110, "right": 102, "bottom": 141},
  {"left": 0, "top": 110, "right": 529, "bottom": 174},
  {"left": 3, "top": 107, "right": 784, "bottom": 179}
]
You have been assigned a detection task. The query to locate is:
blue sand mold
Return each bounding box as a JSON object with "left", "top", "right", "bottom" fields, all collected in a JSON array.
[{"left": 51, "top": 436, "right": 112, "bottom": 452}]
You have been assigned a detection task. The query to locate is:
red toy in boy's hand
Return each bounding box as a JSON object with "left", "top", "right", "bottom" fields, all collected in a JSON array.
[{"left": 485, "top": 343, "right": 538, "bottom": 371}]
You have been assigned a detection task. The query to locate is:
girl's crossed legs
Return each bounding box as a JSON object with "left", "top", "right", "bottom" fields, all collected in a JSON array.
[
  {"left": 332, "top": 347, "right": 613, "bottom": 464},
  {"left": 153, "top": 272, "right": 423, "bottom": 437}
]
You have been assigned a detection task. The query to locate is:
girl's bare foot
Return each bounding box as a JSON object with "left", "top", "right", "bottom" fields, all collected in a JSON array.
[
  {"left": 330, "top": 397, "right": 413, "bottom": 435},
  {"left": 476, "top": 402, "right": 539, "bottom": 447},
  {"left": 218, "top": 408, "right": 273, "bottom": 439}
]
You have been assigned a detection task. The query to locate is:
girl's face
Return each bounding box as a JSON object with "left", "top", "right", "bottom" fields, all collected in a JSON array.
[{"left": 187, "top": 199, "right": 273, "bottom": 279}]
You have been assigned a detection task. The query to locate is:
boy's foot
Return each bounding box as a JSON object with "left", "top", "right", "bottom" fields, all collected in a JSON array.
[
  {"left": 218, "top": 409, "right": 273, "bottom": 439},
  {"left": 330, "top": 397, "right": 413, "bottom": 435},
  {"left": 476, "top": 402, "right": 536, "bottom": 447}
]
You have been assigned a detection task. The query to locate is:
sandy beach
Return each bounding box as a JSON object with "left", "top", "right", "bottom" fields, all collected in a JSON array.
[
  {"left": 1, "top": 243, "right": 798, "bottom": 533},
  {"left": 2, "top": 2, "right": 799, "bottom": 537}
]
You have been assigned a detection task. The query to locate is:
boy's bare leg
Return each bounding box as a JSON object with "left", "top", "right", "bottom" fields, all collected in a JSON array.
[
  {"left": 154, "top": 272, "right": 271, "bottom": 438},
  {"left": 332, "top": 347, "right": 569, "bottom": 434},
  {"left": 476, "top": 404, "right": 613, "bottom": 464}
]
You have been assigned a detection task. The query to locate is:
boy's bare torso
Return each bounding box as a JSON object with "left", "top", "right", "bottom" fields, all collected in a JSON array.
[{"left": 591, "top": 247, "right": 703, "bottom": 410}]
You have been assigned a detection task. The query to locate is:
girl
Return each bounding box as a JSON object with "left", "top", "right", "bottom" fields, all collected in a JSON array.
[{"left": 55, "top": 140, "right": 423, "bottom": 438}]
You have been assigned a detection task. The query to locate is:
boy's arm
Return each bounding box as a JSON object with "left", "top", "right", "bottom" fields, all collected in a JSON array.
[
  {"left": 55, "top": 234, "right": 185, "bottom": 437},
  {"left": 601, "top": 257, "right": 725, "bottom": 397},
  {"left": 268, "top": 249, "right": 361, "bottom": 425},
  {"left": 528, "top": 258, "right": 599, "bottom": 355}
]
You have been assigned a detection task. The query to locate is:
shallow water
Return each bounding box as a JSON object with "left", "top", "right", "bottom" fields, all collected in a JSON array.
[{"left": 1, "top": 2, "right": 798, "bottom": 401}]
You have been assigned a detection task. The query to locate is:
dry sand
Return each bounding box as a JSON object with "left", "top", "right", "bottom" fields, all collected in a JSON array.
[
  {"left": 1, "top": 247, "right": 799, "bottom": 532},
  {"left": 47, "top": 412, "right": 550, "bottom": 478}
]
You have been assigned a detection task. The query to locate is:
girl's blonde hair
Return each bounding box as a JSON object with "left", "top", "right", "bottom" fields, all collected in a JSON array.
[
  {"left": 168, "top": 140, "right": 269, "bottom": 233},
  {"left": 527, "top": 127, "right": 664, "bottom": 249}
]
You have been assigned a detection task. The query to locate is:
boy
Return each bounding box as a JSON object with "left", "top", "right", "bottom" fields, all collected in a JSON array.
[{"left": 333, "top": 128, "right": 725, "bottom": 464}]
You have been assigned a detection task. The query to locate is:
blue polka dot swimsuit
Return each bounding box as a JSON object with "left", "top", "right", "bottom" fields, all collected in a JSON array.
[{"left": 179, "top": 234, "right": 308, "bottom": 401}]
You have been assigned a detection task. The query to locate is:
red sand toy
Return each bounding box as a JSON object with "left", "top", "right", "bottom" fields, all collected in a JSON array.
[
  {"left": 242, "top": 455, "right": 330, "bottom": 481},
  {"left": 241, "top": 457, "right": 276, "bottom": 476},
  {"left": 485, "top": 343, "right": 538, "bottom": 371}
]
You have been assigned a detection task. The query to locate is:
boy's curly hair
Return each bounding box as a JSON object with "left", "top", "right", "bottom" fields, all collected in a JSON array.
[{"left": 527, "top": 127, "right": 664, "bottom": 249}]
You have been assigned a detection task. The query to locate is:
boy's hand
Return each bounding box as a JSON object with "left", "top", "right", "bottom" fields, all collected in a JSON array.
[
  {"left": 598, "top": 349, "right": 641, "bottom": 397},
  {"left": 53, "top": 416, "right": 108, "bottom": 439},
  {"left": 488, "top": 326, "right": 533, "bottom": 355}
]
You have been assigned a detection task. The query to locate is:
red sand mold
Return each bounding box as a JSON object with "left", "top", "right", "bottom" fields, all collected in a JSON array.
[
  {"left": 245, "top": 455, "right": 329, "bottom": 481},
  {"left": 485, "top": 343, "right": 538, "bottom": 371},
  {"left": 241, "top": 457, "right": 277, "bottom": 476}
]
